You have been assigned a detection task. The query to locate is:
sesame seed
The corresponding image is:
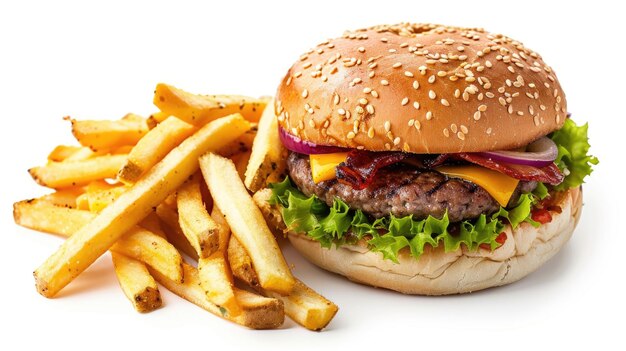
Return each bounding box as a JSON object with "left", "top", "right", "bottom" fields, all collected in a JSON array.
[
  {"left": 369, "top": 71, "right": 375, "bottom": 78},
  {"left": 440, "top": 99, "right": 449, "bottom": 107},
  {"left": 478, "top": 104, "right": 487, "bottom": 112},
  {"left": 426, "top": 111, "right": 433, "bottom": 120},
  {"left": 381, "top": 79, "right": 389, "bottom": 86},
  {"left": 540, "top": 104, "right": 546, "bottom": 111},
  {"left": 338, "top": 108, "right": 346, "bottom": 116},
  {"left": 486, "top": 127, "right": 492, "bottom": 134},
  {"left": 462, "top": 92, "right": 470, "bottom": 102},
  {"left": 529, "top": 106, "right": 535, "bottom": 115},
  {"left": 347, "top": 131, "right": 356, "bottom": 139},
  {"left": 457, "top": 46, "right": 465, "bottom": 51},
  {"left": 429, "top": 90, "right": 436, "bottom": 99},
  {"left": 309, "top": 120, "right": 315, "bottom": 128},
  {"left": 533, "top": 115, "right": 540, "bottom": 126},
  {"left": 457, "top": 132, "right": 465, "bottom": 140},
  {"left": 508, "top": 66, "right": 515, "bottom": 73},
  {"left": 451, "top": 124, "right": 458, "bottom": 133},
  {"left": 385, "top": 143, "right": 391, "bottom": 150},
  {"left": 369, "top": 62, "right": 378, "bottom": 69},
  {"left": 486, "top": 92, "right": 495, "bottom": 98},
  {"left": 437, "top": 71, "right": 447, "bottom": 77},
  {"left": 403, "top": 142, "right": 410, "bottom": 152},
  {"left": 413, "top": 102, "right": 420, "bottom": 110},
  {"left": 460, "top": 125, "right": 468, "bottom": 134},
  {"left": 508, "top": 105, "right": 513, "bottom": 114},
  {"left": 346, "top": 110, "right": 351, "bottom": 118},
  {"left": 368, "top": 126, "right": 375, "bottom": 138},
  {"left": 303, "top": 62, "right": 312, "bottom": 69},
  {"left": 381, "top": 38, "right": 388, "bottom": 43},
  {"left": 393, "top": 137, "right": 401, "bottom": 145},
  {"left": 366, "top": 104, "right": 375, "bottom": 114},
  {"left": 294, "top": 71, "right": 302, "bottom": 78},
  {"left": 359, "top": 98, "right": 368, "bottom": 105},
  {"left": 355, "top": 106, "right": 364, "bottom": 114},
  {"left": 371, "top": 90, "right": 379, "bottom": 98},
  {"left": 389, "top": 49, "right": 397, "bottom": 53},
  {"left": 400, "top": 42, "right": 409, "bottom": 48},
  {"left": 443, "top": 128, "right": 450, "bottom": 137},
  {"left": 454, "top": 89, "right": 461, "bottom": 98},
  {"left": 392, "top": 62, "right": 402, "bottom": 68},
  {"left": 401, "top": 97, "right": 409, "bottom": 106},
  {"left": 358, "top": 47, "right": 365, "bottom": 53},
  {"left": 333, "top": 94, "right": 340, "bottom": 105},
  {"left": 413, "top": 81, "right": 420, "bottom": 90},
  {"left": 384, "top": 121, "right": 391, "bottom": 132},
  {"left": 323, "top": 120, "right": 329, "bottom": 128},
  {"left": 408, "top": 119, "right": 414, "bottom": 127},
  {"left": 474, "top": 111, "right": 481, "bottom": 120},
  {"left": 428, "top": 75, "right": 436, "bottom": 84},
  {"left": 302, "top": 89, "right": 309, "bottom": 98},
  {"left": 353, "top": 120, "right": 360, "bottom": 132},
  {"left": 404, "top": 71, "right": 414, "bottom": 77},
  {"left": 556, "top": 114, "right": 561, "bottom": 124},
  {"left": 414, "top": 120, "right": 421, "bottom": 130},
  {"left": 363, "top": 87, "right": 372, "bottom": 94}
]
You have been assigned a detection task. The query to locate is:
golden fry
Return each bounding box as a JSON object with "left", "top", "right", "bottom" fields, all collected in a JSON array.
[
  {"left": 150, "top": 262, "right": 284, "bottom": 329},
  {"left": 111, "top": 252, "right": 162, "bottom": 313},
  {"left": 176, "top": 173, "right": 219, "bottom": 258},
  {"left": 153, "top": 83, "right": 269, "bottom": 125},
  {"left": 71, "top": 116, "right": 149, "bottom": 151},
  {"left": 244, "top": 98, "right": 287, "bottom": 192},
  {"left": 200, "top": 153, "right": 294, "bottom": 295},
  {"left": 29, "top": 154, "right": 127, "bottom": 189},
  {"left": 117, "top": 116, "right": 195, "bottom": 184}
]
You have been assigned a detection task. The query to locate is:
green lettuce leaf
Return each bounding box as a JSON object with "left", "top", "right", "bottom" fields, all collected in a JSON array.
[
  {"left": 269, "top": 177, "right": 536, "bottom": 262},
  {"left": 550, "top": 118, "right": 598, "bottom": 191}
]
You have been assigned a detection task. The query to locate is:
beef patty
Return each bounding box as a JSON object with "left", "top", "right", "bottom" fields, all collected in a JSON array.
[{"left": 287, "top": 151, "right": 536, "bottom": 222}]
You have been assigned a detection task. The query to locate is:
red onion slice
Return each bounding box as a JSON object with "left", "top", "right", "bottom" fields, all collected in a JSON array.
[
  {"left": 479, "top": 137, "right": 558, "bottom": 167},
  {"left": 279, "top": 128, "right": 346, "bottom": 154}
]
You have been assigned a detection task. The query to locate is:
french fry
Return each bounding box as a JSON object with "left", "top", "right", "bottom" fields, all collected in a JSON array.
[
  {"left": 231, "top": 150, "right": 252, "bottom": 181},
  {"left": 29, "top": 154, "right": 127, "bottom": 189},
  {"left": 197, "top": 203, "right": 241, "bottom": 316},
  {"left": 227, "top": 235, "right": 260, "bottom": 289},
  {"left": 83, "top": 182, "right": 127, "bottom": 212},
  {"left": 71, "top": 116, "right": 149, "bottom": 151},
  {"left": 48, "top": 145, "right": 83, "bottom": 162},
  {"left": 111, "top": 252, "right": 162, "bottom": 313},
  {"left": 149, "top": 111, "right": 170, "bottom": 124},
  {"left": 226, "top": 235, "right": 338, "bottom": 331},
  {"left": 176, "top": 173, "right": 219, "bottom": 258},
  {"left": 216, "top": 126, "right": 257, "bottom": 157},
  {"left": 140, "top": 212, "right": 167, "bottom": 239},
  {"left": 155, "top": 203, "right": 198, "bottom": 260},
  {"left": 39, "top": 188, "right": 84, "bottom": 208},
  {"left": 200, "top": 153, "right": 295, "bottom": 295},
  {"left": 64, "top": 147, "right": 96, "bottom": 162},
  {"left": 265, "top": 279, "right": 338, "bottom": 331},
  {"left": 149, "top": 262, "right": 284, "bottom": 329},
  {"left": 198, "top": 255, "right": 241, "bottom": 317},
  {"left": 153, "top": 83, "right": 269, "bottom": 125},
  {"left": 33, "top": 114, "right": 250, "bottom": 297},
  {"left": 117, "top": 116, "right": 195, "bottom": 184},
  {"left": 14, "top": 199, "right": 183, "bottom": 283},
  {"left": 252, "top": 188, "right": 287, "bottom": 237},
  {"left": 244, "top": 98, "right": 287, "bottom": 192}
]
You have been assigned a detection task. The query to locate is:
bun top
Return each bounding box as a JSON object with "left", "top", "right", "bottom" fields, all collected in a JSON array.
[{"left": 275, "top": 23, "right": 567, "bottom": 153}]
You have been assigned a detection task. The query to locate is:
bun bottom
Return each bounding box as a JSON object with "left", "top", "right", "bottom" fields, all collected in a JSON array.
[{"left": 288, "top": 187, "right": 582, "bottom": 295}]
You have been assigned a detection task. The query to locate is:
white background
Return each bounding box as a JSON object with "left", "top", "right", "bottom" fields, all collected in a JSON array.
[{"left": 0, "top": 0, "right": 622, "bottom": 349}]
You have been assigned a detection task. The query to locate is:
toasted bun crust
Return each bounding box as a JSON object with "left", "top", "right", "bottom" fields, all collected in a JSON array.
[
  {"left": 287, "top": 187, "right": 581, "bottom": 295},
  {"left": 276, "top": 23, "right": 567, "bottom": 153}
]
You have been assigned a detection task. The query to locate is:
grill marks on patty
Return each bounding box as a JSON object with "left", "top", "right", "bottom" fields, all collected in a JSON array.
[{"left": 287, "top": 151, "right": 536, "bottom": 222}]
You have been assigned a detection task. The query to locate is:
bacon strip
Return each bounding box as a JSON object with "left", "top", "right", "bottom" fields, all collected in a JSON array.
[
  {"left": 455, "top": 153, "right": 564, "bottom": 185},
  {"left": 336, "top": 151, "right": 412, "bottom": 190}
]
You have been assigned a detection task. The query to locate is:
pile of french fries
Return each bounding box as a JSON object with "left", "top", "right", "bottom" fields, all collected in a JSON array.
[{"left": 13, "top": 83, "right": 338, "bottom": 330}]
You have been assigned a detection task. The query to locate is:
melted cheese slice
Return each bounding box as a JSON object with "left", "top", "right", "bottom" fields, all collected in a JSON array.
[
  {"left": 436, "top": 165, "right": 519, "bottom": 206},
  {"left": 309, "top": 152, "right": 348, "bottom": 183}
]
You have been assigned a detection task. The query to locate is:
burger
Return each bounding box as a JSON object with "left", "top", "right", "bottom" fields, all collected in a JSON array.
[{"left": 268, "top": 23, "right": 597, "bottom": 295}]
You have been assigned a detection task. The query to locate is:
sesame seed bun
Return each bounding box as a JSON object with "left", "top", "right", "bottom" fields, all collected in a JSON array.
[
  {"left": 275, "top": 23, "right": 568, "bottom": 153},
  {"left": 286, "top": 186, "right": 581, "bottom": 295}
]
